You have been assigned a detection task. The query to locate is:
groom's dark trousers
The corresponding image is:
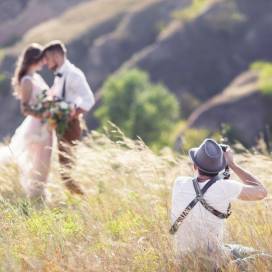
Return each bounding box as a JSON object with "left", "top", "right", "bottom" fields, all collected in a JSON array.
[{"left": 58, "top": 117, "right": 84, "bottom": 195}]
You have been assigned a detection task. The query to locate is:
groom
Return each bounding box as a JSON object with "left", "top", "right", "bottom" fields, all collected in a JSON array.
[{"left": 42, "top": 40, "right": 95, "bottom": 195}]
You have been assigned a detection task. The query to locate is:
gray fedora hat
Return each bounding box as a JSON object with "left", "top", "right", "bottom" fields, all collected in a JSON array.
[{"left": 189, "top": 138, "right": 226, "bottom": 174}]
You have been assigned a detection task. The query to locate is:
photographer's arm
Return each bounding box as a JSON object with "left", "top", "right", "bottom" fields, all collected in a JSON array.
[{"left": 224, "top": 149, "right": 267, "bottom": 201}]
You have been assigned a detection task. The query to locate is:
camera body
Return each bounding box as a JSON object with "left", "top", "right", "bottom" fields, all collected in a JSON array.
[
  {"left": 219, "top": 144, "right": 231, "bottom": 179},
  {"left": 220, "top": 144, "right": 229, "bottom": 152}
]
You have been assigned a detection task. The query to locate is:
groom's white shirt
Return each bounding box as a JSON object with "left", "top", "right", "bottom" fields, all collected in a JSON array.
[{"left": 51, "top": 59, "right": 95, "bottom": 111}]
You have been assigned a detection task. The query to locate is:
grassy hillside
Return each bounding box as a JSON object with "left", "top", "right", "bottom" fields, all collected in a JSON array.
[
  {"left": 0, "top": 128, "right": 271, "bottom": 271},
  {"left": 6, "top": 0, "right": 159, "bottom": 55},
  {"left": 0, "top": 0, "right": 86, "bottom": 47},
  {"left": 185, "top": 70, "right": 272, "bottom": 147}
]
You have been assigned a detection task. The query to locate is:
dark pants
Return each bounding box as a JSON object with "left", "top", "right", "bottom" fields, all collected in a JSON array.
[
  {"left": 58, "top": 118, "right": 84, "bottom": 194},
  {"left": 224, "top": 244, "right": 272, "bottom": 270},
  {"left": 179, "top": 244, "right": 272, "bottom": 271}
]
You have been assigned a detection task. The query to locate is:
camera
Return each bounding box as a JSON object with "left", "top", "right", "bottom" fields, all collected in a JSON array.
[
  {"left": 220, "top": 144, "right": 229, "bottom": 153},
  {"left": 219, "top": 144, "right": 230, "bottom": 179}
]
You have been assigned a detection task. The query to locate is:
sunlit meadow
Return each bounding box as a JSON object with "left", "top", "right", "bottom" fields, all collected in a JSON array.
[{"left": 0, "top": 126, "right": 271, "bottom": 271}]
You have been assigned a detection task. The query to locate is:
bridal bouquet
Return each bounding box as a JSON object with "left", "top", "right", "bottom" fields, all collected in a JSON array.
[{"left": 31, "top": 90, "right": 74, "bottom": 136}]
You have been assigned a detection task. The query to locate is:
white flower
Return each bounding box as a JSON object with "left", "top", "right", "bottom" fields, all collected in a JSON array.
[
  {"left": 59, "top": 101, "right": 69, "bottom": 110},
  {"left": 34, "top": 103, "right": 42, "bottom": 110}
]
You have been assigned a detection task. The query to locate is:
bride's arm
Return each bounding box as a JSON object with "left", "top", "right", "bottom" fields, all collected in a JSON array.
[{"left": 20, "top": 79, "right": 41, "bottom": 118}]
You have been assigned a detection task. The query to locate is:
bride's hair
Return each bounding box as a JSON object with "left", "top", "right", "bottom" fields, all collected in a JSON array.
[{"left": 12, "top": 43, "right": 43, "bottom": 98}]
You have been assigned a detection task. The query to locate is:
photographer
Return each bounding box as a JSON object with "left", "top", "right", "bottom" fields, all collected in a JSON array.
[{"left": 170, "top": 138, "right": 267, "bottom": 267}]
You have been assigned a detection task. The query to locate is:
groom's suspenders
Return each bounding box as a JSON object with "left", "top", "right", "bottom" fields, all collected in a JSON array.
[
  {"left": 62, "top": 78, "right": 67, "bottom": 100},
  {"left": 169, "top": 176, "right": 231, "bottom": 235}
]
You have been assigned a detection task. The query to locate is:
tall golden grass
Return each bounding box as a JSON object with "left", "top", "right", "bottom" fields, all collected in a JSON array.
[{"left": 0, "top": 127, "right": 271, "bottom": 271}]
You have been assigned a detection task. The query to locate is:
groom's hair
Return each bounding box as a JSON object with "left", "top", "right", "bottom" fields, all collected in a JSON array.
[{"left": 42, "top": 40, "right": 67, "bottom": 56}]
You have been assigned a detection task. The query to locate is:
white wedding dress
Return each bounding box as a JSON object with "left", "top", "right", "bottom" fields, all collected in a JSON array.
[{"left": 0, "top": 73, "right": 53, "bottom": 198}]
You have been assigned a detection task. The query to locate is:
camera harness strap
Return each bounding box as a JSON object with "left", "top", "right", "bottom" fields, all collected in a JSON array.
[{"left": 169, "top": 175, "right": 231, "bottom": 235}]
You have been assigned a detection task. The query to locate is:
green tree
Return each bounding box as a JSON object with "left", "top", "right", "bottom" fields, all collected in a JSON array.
[{"left": 95, "top": 69, "right": 180, "bottom": 148}]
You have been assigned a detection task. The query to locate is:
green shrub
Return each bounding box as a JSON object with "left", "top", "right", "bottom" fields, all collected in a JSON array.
[
  {"left": 172, "top": 0, "right": 211, "bottom": 22},
  {"left": 172, "top": 0, "right": 246, "bottom": 32},
  {"left": 95, "top": 69, "right": 180, "bottom": 149},
  {"left": 251, "top": 61, "right": 272, "bottom": 95},
  {"left": 182, "top": 128, "right": 221, "bottom": 153},
  {"left": 170, "top": 121, "right": 221, "bottom": 153}
]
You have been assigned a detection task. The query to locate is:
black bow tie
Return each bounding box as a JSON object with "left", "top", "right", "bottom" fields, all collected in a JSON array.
[{"left": 54, "top": 72, "right": 63, "bottom": 78}]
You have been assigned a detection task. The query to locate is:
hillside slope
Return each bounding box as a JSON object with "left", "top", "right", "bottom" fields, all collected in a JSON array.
[
  {"left": 82, "top": 0, "right": 189, "bottom": 91},
  {"left": 0, "top": 0, "right": 87, "bottom": 47},
  {"left": 125, "top": 0, "right": 272, "bottom": 100},
  {"left": 6, "top": 0, "right": 160, "bottom": 55},
  {"left": 185, "top": 70, "right": 271, "bottom": 146}
]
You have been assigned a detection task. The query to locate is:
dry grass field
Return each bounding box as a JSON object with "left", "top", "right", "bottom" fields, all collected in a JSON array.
[{"left": 0, "top": 127, "right": 271, "bottom": 271}]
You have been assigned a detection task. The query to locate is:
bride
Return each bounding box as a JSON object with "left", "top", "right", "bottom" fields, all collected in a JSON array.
[{"left": 0, "top": 43, "right": 53, "bottom": 199}]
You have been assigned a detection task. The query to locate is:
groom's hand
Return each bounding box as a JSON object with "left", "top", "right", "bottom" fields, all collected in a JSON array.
[
  {"left": 69, "top": 106, "right": 85, "bottom": 120},
  {"left": 69, "top": 106, "right": 77, "bottom": 120}
]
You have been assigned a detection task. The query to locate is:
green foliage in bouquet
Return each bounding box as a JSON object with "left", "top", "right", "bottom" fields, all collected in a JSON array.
[
  {"left": 47, "top": 100, "right": 72, "bottom": 136},
  {"left": 96, "top": 69, "right": 180, "bottom": 149},
  {"left": 31, "top": 90, "right": 72, "bottom": 136}
]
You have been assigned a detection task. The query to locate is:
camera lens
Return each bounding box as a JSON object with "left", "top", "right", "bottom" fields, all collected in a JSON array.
[{"left": 220, "top": 144, "right": 228, "bottom": 152}]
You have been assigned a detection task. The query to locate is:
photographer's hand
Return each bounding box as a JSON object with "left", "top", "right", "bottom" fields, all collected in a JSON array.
[
  {"left": 224, "top": 147, "right": 267, "bottom": 200},
  {"left": 69, "top": 105, "right": 85, "bottom": 121},
  {"left": 224, "top": 147, "right": 235, "bottom": 168}
]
